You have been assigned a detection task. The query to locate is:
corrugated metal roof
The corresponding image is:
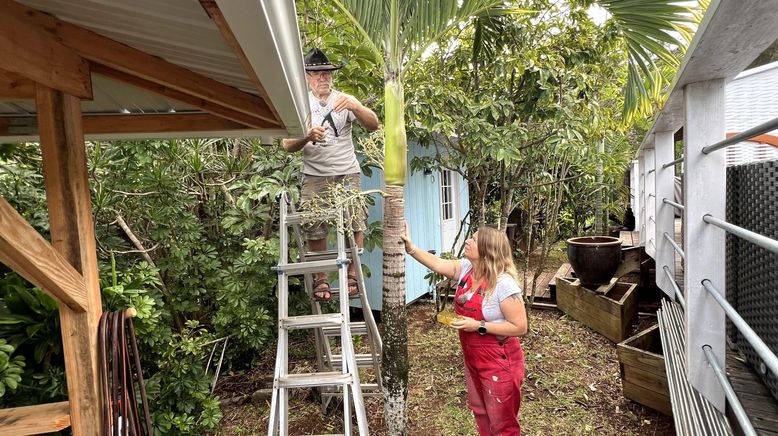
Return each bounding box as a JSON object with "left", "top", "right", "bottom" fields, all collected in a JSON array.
[
  {"left": 1, "top": 0, "right": 308, "bottom": 138},
  {"left": 20, "top": 0, "right": 254, "bottom": 94}
]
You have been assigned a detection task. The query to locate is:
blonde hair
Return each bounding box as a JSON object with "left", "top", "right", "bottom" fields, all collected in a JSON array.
[{"left": 472, "top": 226, "right": 519, "bottom": 299}]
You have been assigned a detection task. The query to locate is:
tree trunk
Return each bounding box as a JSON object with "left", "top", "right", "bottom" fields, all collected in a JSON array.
[
  {"left": 594, "top": 137, "right": 605, "bottom": 235},
  {"left": 382, "top": 73, "right": 409, "bottom": 434},
  {"left": 381, "top": 185, "right": 408, "bottom": 435}
]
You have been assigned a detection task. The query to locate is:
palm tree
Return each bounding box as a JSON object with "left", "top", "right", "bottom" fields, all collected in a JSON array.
[{"left": 329, "top": 1, "right": 694, "bottom": 433}]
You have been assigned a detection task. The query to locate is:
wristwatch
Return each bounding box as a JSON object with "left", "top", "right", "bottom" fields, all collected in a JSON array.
[{"left": 478, "top": 320, "right": 487, "bottom": 336}]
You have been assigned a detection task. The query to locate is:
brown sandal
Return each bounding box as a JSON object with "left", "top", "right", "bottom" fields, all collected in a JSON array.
[
  {"left": 313, "top": 279, "right": 331, "bottom": 301},
  {"left": 347, "top": 275, "right": 359, "bottom": 297}
]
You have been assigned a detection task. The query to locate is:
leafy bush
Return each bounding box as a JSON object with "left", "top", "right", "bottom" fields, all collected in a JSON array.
[
  {"left": 0, "top": 273, "right": 65, "bottom": 407},
  {"left": 0, "top": 138, "right": 303, "bottom": 432},
  {"left": 0, "top": 339, "right": 24, "bottom": 399}
]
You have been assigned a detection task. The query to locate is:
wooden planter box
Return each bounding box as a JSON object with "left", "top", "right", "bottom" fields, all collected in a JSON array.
[
  {"left": 556, "top": 276, "right": 638, "bottom": 343},
  {"left": 617, "top": 325, "right": 672, "bottom": 415}
]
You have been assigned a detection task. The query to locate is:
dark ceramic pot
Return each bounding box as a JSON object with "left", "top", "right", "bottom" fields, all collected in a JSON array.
[{"left": 566, "top": 236, "right": 623, "bottom": 287}]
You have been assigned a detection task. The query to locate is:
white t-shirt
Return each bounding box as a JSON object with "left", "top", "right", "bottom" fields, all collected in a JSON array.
[
  {"left": 458, "top": 259, "right": 523, "bottom": 323},
  {"left": 303, "top": 90, "right": 361, "bottom": 176}
]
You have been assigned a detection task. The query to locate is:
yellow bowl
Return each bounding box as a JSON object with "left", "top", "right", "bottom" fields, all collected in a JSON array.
[{"left": 436, "top": 311, "right": 460, "bottom": 326}]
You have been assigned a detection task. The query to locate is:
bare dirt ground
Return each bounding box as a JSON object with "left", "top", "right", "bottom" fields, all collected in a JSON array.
[{"left": 215, "top": 302, "right": 673, "bottom": 435}]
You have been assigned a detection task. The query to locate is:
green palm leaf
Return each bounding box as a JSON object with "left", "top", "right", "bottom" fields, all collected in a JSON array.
[
  {"left": 596, "top": 0, "right": 696, "bottom": 122},
  {"left": 330, "top": 0, "right": 527, "bottom": 74}
]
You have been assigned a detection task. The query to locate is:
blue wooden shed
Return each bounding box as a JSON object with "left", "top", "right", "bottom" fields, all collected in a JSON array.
[{"left": 357, "top": 141, "right": 469, "bottom": 311}]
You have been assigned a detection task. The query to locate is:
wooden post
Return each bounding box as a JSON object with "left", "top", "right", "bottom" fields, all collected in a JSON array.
[
  {"left": 630, "top": 160, "right": 640, "bottom": 231},
  {"left": 638, "top": 151, "right": 646, "bottom": 247},
  {"left": 654, "top": 131, "right": 676, "bottom": 300},
  {"left": 644, "top": 148, "right": 656, "bottom": 258},
  {"left": 683, "top": 79, "right": 726, "bottom": 412},
  {"left": 36, "top": 85, "right": 102, "bottom": 435}
]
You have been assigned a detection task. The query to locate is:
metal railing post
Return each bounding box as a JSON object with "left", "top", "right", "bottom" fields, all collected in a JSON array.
[{"left": 682, "top": 79, "right": 727, "bottom": 412}]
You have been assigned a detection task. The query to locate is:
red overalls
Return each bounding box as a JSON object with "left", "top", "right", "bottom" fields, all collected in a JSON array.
[{"left": 454, "top": 269, "right": 525, "bottom": 436}]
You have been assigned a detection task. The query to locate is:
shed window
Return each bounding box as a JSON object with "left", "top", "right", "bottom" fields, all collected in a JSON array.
[{"left": 441, "top": 170, "right": 453, "bottom": 221}]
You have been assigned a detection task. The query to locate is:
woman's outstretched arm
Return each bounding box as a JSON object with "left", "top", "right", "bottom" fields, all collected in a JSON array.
[{"left": 401, "top": 223, "right": 461, "bottom": 280}]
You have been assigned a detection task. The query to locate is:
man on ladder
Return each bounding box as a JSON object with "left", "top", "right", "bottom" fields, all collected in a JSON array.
[
  {"left": 270, "top": 47, "right": 381, "bottom": 436},
  {"left": 282, "top": 47, "right": 379, "bottom": 301}
]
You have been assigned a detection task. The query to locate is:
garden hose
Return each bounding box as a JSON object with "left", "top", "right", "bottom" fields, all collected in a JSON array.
[{"left": 98, "top": 309, "right": 152, "bottom": 435}]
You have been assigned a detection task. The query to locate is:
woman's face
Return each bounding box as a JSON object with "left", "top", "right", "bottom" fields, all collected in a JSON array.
[{"left": 463, "top": 231, "right": 480, "bottom": 261}]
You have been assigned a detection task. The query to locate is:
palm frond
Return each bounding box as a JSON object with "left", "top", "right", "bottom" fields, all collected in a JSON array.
[
  {"left": 597, "top": 0, "right": 696, "bottom": 123},
  {"left": 329, "top": 0, "right": 388, "bottom": 67},
  {"left": 403, "top": 2, "right": 533, "bottom": 72}
]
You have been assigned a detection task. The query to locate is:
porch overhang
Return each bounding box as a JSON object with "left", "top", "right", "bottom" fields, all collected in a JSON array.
[{"left": 0, "top": 0, "right": 308, "bottom": 141}]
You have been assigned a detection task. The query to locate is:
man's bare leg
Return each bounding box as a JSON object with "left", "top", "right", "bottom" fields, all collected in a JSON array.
[
  {"left": 347, "top": 231, "right": 364, "bottom": 295},
  {"left": 308, "top": 238, "right": 330, "bottom": 299}
]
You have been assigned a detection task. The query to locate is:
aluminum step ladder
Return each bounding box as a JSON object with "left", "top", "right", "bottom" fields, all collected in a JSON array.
[{"left": 267, "top": 193, "right": 381, "bottom": 436}]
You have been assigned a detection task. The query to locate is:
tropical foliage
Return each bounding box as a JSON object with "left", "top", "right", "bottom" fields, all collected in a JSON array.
[
  {"left": 310, "top": 0, "right": 692, "bottom": 433},
  {"left": 404, "top": 0, "right": 644, "bottom": 298},
  {"left": 0, "top": 0, "right": 699, "bottom": 434},
  {"left": 0, "top": 140, "right": 303, "bottom": 434}
]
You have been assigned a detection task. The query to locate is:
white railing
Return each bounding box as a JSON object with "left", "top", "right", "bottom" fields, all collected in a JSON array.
[{"left": 635, "top": 1, "right": 778, "bottom": 432}]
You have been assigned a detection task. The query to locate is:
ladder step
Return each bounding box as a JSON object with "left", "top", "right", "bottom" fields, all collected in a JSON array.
[
  {"left": 326, "top": 288, "right": 362, "bottom": 300},
  {"left": 301, "top": 248, "right": 363, "bottom": 262},
  {"left": 280, "top": 313, "right": 343, "bottom": 330},
  {"left": 273, "top": 259, "right": 349, "bottom": 275},
  {"left": 322, "top": 321, "right": 367, "bottom": 337},
  {"left": 329, "top": 353, "right": 377, "bottom": 370},
  {"left": 276, "top": 372, "right": 353, "bottom": 389},
  {"left": 322, "top": 383, "right": 381, "bottom": 397}
]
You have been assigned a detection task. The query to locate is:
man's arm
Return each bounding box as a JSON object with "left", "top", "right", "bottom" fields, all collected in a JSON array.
[
  {"left": 282, "top": 126, "right": 327, "bottom": 152},
  {"left": 332, "top": 94, "right": 380, "bottom": 131}
]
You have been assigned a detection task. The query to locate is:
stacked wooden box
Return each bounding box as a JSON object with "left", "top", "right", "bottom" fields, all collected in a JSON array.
[
  {"left": 616, "top": 325, "right": 672, "bottom": 415},
  {"left": 556, "top": 276, "right": 638, "bottom": 343}
]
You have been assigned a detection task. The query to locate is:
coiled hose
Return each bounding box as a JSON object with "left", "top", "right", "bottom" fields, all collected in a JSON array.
[{"left": 98, "top": 309, "right": 152, "bottom": 435}]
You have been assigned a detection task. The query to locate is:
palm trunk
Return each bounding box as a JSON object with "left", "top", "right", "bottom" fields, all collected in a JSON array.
[
  {"left": 382, "top": 76, "right": 409, "bottom": 435},
  {"left": 594, "top": 137, "right": 605, "bottom": 235},
  {"left": 381, "top": 185, "right": 408, "bottom": 435}
]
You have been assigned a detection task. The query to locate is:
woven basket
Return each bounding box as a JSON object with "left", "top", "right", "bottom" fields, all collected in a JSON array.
[{"left": 726, "top": 159, "right": 778, "bottom": 401}]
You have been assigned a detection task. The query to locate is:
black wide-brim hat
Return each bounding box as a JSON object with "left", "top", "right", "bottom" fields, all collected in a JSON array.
[{"left": 304, "top": 47, "right": 344, "bottom": 71}]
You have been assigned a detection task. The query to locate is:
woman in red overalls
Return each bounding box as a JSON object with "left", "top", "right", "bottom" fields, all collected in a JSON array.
[{"left": 402, "top": 225, "right": 528, "bottom": 435}]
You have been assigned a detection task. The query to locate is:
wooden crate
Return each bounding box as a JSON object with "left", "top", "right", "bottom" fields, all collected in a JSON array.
[
  {"left": 556, "top": 276, "right": 638, "bottom": 343},
  {"left": 617, "top": 325, "right": 672, "bottom": 415}
]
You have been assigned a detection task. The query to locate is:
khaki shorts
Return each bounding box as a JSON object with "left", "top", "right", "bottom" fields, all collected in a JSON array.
[{"left": 300, "top": 173, "right": 367, "bottom": 240}]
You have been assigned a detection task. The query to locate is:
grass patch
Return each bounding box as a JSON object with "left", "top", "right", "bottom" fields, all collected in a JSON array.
[{"left": 217, "top": 303, "right": 673, "bottom": 435}]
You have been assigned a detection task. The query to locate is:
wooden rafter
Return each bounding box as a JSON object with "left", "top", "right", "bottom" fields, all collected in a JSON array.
[
  {"left": 199, "top": 0, "right": 281, "bottom": 122},
  {"left": 0, "top": 113, "right": 249, "bottom": 136},
  {"left": 0, "top": 69, "right": 35, "bottom": 100},
  {"left": 3, "top": 0, "right": 281, "bottom": 129},
  {"left": 0, "top": 12, "right": 91, "bottom": 99},
  {"left": 0, "top": 198, "right": 88, "bottom": 312},
  {"left": 89, "top": 64, "right": 274, "bottom": 129},
  {"left": 84, "top": 112, "right": 248, "bottom": 134}
]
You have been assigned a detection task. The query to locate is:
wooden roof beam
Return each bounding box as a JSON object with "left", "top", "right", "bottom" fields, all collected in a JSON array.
[
  {"left": 0, "top": 12, "right": 91, "bottom": 99},
  {"left": 0, "top": 69, "right": 35, "bottom": 100},
  {"left": 89, "top": 64, "right": 274, "bottom": 129},
  {"left": 0, "top": 112, "right": 249, "bottom": 136},
  {"left": 0, "top": 197, "right": 88, "bottom": 312},
  {"left": 2, "top": 0, "right": 281, "bottom": 130}
]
